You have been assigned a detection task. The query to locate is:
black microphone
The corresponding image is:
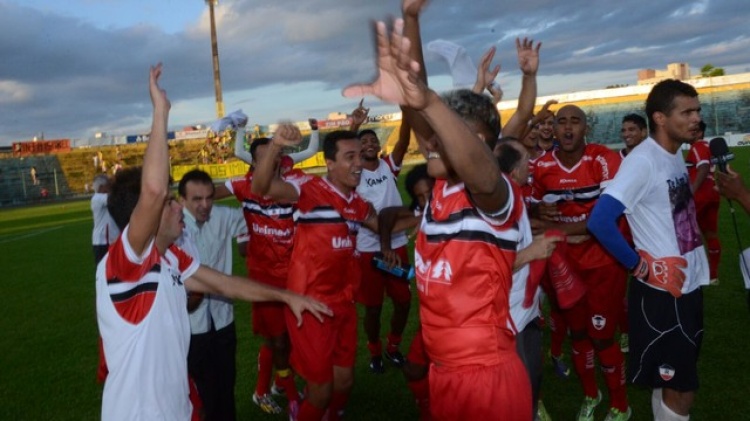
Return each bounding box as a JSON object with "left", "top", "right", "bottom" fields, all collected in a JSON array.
[{"left": 709, "top": 137, "right": 734, "bottom": 173}]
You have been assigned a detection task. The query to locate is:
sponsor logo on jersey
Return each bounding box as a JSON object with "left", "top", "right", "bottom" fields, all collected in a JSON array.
[
  {"left": 659, "top": 364, "right": 675, "bottom": 381},
  {"left": 558, "top": 213, "right": 588, "bottom": 223},
  {"left": 591, "top": 314, "right": 606, "bottom": 330},
  {"left": 366, "top": 174, "right": 391, "bottom": 187},
  {"left": 559, "top": 178, "right": 578, "bottom": 184},
  {"left": 170, "top": 268, "right": 183, "bottom": 286},
  {"left": 252, "top": 223, "right": 292, "bottom": 238},
  {"left": 537, "top": 160, "right": 556, "bottom": 168},
  {"left": 332, "top": 236, "right": 353, "bottom": 249}
]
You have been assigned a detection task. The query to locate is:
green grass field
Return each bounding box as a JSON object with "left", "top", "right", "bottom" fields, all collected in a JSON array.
[{"left": 1, "top": 148, "right": 750, "bottom": 420}]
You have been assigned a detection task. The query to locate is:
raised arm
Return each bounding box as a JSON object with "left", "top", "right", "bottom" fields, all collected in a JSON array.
[
  {"left": 472, "top": 46, "right": 501, "bottom": 96},
  {"left": 390, "top": 117, "right": 412, "bottom": 167},
  {"left": 250, "top": 123, "right": 302, "bottom": 202},
  {"left": 502, "top": 38, "right": 541, "bottom": 140},
  {"left": 127, "top": 64, "right": 171, "bottom": 256},
  {"left": 288, "top": 119, "right": 320, "bottom": 163},
  {"left": 349, "top": 100, "right": 370, "bottom": 134},
  {"left": 400, "top": 0, "right": 433, "bottom": 142},
  {"left": 233, "top": 126, "right": 253, "bottom": 164}
]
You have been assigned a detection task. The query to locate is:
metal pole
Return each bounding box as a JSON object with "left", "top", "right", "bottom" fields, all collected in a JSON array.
[
  {"left": 54, "top": 169, "right": 59, "bottom": 196},
  {"left": 207, "top": 0, "right": 225, "bottom": 119}
]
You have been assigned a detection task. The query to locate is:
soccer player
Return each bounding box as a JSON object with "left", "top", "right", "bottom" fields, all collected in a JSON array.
[
  {"left": 177, "top": 169, "right": 247, "bottom": 421},
  {"left": 352, "top": 111, "right": 413, "bottom": 374},
  {"left": 224, "top": 135, "right": 307, "bottom": 415},
  {"left": 343, "top": 15, "right": 531, "bottom": 420},
  {"left": 620, "top": 113, "right": 648, "bottom": 158},
  {"left": 252, "top": 125, "right": 413, "bottom": 421},
  {"left": 685, "top": 121, "right": 721, "bottom": 284},
  {"left": 530, "top": 104, "right": 630, "bottom": 420},
  {"left": 589, "top": 79, "right": 709, "bottom": 421},
  {"left": 96, "top": 64, "right": 331, "bottom": 421}
]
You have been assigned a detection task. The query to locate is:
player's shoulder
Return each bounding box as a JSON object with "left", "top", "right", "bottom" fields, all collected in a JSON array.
[{"left": 585, "top": 143, "right": 618, "bottom": 157}]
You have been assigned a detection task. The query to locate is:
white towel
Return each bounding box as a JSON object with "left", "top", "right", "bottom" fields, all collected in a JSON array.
[
  {"left": 210, "top": 109, "right": 248, "bottom": 133},
  {"left": 426, "top": 39, "right": 477, "bottom": 89}
]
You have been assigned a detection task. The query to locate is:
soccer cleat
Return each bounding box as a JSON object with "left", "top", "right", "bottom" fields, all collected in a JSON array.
[
  {"left": 383, "top": 349, "right": 406, "bottom": 367},
  {"left": 252, "top": 392, "right": 283, "bottom": 415},
  {"left": 709, "top": 278, "right": 720, "bottom": 286},
  {"left": 536, "top": 399, "right": 551, "bottom": 421},
  {"left": 369, "top": 355, "right": 386, "bottom": 374},
  {"left": 550, "top": 353, "right": 571, "bottom": 378},
  {"left": 271, "top": 382, "right": 285, "bottom": 396},
  {"left": 576, "top": 390, "right": 602, "bottom": 421},
  {"left": 620, "top": 333, "right": 629, "bottom": 353},
  {"left": 604, "top": 406, "right": 632, "bottom": 421},
  {"left": 287, "top": 399, "right": 300, "bottom": 421}
]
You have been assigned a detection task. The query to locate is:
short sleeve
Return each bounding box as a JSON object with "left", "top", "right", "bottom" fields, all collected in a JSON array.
[
  {"left": 383, "top": 155, "right": 401, "bottom": 176},
  {"left": 106, "top": 225, "right": 157, "bottom": 283},
  {"left": 170, "top": 244, "right": 200, "bottom": 280}
]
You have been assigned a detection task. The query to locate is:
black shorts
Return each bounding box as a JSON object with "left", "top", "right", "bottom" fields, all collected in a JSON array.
[{"left": 628, "top": 280, "right": 703, "bottom": 391}]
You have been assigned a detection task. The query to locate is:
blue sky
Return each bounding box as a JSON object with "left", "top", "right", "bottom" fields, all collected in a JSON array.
[{"left": 1, "top": 0, "right": 748, "bottom": 146}]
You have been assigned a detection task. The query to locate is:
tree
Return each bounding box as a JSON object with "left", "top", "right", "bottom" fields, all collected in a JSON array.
[{"left": 701, "top": 64, "right": 725, "bottom": 77}]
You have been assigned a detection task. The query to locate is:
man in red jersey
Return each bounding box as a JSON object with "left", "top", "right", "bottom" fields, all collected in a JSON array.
[
  {"left": 530, "top": 104, "right": 630, "bottom": 420},
  {"left": 224, "top": 136, "right": 308, "bottom": 415},
  {"left": 342, "top": 12, "right": 531, "bottom": 420},
  {"left": 252, "top": 126, "right": 412, "bottom": 421},
  {"left": 685, "top": 121, "right": 721, "bottom": 285}
]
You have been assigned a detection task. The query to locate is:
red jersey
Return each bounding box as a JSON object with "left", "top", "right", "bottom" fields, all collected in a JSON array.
[
  {"left": 415, "top": 177, "right": 523, "bottom": 368},
  {"left": 227, "top": 169, "right": 307, "bottom": 286},
  {"left": 286, "top": 176, "right": 371, "bottom": 304},
  {"left": 522, "top": 149, "right": 547, "bottom": 207},
  {"left": 531, "top": 144, "right": 621, "bottom": 270},
  {"left": 685, "top": 139, "right": 719, "bottom": 202}
]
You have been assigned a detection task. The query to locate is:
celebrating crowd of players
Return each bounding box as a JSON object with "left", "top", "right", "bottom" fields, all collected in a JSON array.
[{"left": 93, "top": 1, "right": 732, "bottom": 421}]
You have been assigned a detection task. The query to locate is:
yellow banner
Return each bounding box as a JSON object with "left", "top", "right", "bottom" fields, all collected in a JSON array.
[{"left": 171, "top": 152, "right": 326, "bottom": 181}]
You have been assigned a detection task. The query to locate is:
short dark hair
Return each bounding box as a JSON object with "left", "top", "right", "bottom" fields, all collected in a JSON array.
[
  {"left": 178, "top": 169, "right": 213, "bottom": 197},
  {"left": 404, "top": 163, "right": 434, "bottom": 211},
  {"left": 357, "top": 129, "right": 377, "bottom": 139},
  {"left": 323, "top": 130, "right": 359, "bottom": 161},
  {"left": 622, "top": 113, "right": 647, "bottom": 130},
  {"left": 495, "top": 141, "right": 523, "bottom": 175},
  {"left": 645, "top": 79, "right": 698, "bottom": 133},
  {"left": 249, "top": 137, "right": 272, "bottom": 161},
  {"left": 107, "top": 167, "right": 143, "bottom": 231},
  {"left": 440, "top": 89, "right": 502, "bottom": 149}
]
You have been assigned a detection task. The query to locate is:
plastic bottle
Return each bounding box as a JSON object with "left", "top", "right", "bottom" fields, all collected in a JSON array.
[{"left": 371, "top": 253, "right": 415, "bottom": 282}]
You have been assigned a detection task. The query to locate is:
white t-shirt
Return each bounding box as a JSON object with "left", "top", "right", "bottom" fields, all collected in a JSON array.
[
  {"left": 604, "top": 137, "right": 709, "bottom": 293},
  {"left": 178, "top": 206, "right": 247, "bottom": 334},
  {"left": 91, "top": 193, "right": 120, "bottom": 246},
  {"left": 508, "top": 207, "right": 541, "bottom": 331},
  {"left": 356, "top": 156, "right": 408, "bottom": 252}
]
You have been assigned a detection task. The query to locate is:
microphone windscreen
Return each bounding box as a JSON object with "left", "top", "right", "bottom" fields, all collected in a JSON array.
[{"left": 709, "top": 137, "right": 729, "bottom": 158}]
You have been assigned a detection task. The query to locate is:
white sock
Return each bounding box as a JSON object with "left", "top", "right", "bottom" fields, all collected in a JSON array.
[
  {"left": 652, "top": 388, "right": 663, "bottom": 419},
  {"left": 659, "top": 400, "right": 690, "bottom": 421}
]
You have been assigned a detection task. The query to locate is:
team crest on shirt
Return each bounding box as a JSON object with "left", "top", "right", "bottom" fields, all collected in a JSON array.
[
  {"left": 659, "top": 364, "right": 675, "bottom": 381},
  {"left": 591, "top": 314, "right": 606, "bottom": 330}
]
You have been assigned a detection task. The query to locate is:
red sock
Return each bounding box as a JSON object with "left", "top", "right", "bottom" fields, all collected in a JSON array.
[
  {"left": 367, "top": 340, "right": 382, "bottom": 357},
  {"left": 386, "top": 333, "right": 402, "bottom": 353},
  {"left": 328, "top": 391, "right": 349, "bottom": 421},
  {"left": 707, "top": 237, "right": 721, "bottom": 280},
  {"left": 407, "top": 378, "right": 431, "bottom": 420},
  {"left": 255, "top": 344, "right": 273, "bottom": 396},
  {"left": 550, "top": 309, "right": 567, "bottom": 358},
  {"left": 571, "top": 339, "right": 598, "bottom": 398},
  {"left": 276, "top": 369, "right": 300, "bottom": 403},
  {"left": 597, "top": 343, "right": 628, "bottom": 411},
  {"left": 297, "top": 400, "right": 326, "bottom": 421}
]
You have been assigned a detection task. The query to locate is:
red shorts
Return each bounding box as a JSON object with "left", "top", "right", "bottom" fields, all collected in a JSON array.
[
  {"left": 694, "top": 194, "right": 719, "bottom": 234},
  {"left": 406, "top": 327, "right": 429, "bottom": 366},
  {"left": 429, "top": 355, "right": 532, "bottom": 421},
  {"left": 564, "top": 263, "right": 628, "bottom": 339},
  {"left": 286, "top": 301, "right": 358, "bottom": 384},
  {"left": 252, "top": 301, "right": 287, "bottom": 338},
  {"left": 356, "top": 247, "right": 412, "bottom": 307}
]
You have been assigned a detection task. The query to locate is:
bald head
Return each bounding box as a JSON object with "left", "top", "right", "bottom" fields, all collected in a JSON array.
[{"left": 554, "top": 105, "right": 588, "bottom": 153}]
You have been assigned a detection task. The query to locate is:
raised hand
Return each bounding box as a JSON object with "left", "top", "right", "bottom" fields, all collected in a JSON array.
[
  {"left": 351, "top": 99, "right": 370, "bottom": 125},
  {"left": 149, "top": 63, "right": 170, "bottom": 112},
  {"left": 473, "top": 46, "right": 501, "bottom": 95},
  {"left": 342, "top": 19, "right": 429, "bottom": 110},
  {"left": 402, "top": 0, "right": 429, "bottom": 17},
  {"left": 516, "top": 37, "right": 541, "bottom": 76},
  {"left": 272, "top": 123, "right": 303, "bottom": 148}
]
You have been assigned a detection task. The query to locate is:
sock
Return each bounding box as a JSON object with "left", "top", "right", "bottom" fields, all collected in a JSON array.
[
  {"left": 255, "top": 344, "right": 273, "bottom": 396},
  {"left": 659, "top": 400, "right": 690, "bottom": 421},
  {"left": 707, "top": 237, "right": 721, "bottom": 280},
  {"left": 652, "top": 388, "right": 663, "bottom": 419},
  {"left": 597, "top": 343, "right": 628, "bottom": 411},
  {"left": 386, "top": 333, "right": 402, "bottom": 353},
  {"left": 328, "top": 391, "right": 349, "bottom": 421},
  {"left": 367, "top": 340, "right": 382, "bottom": 358},
  {"left": 550, "top": 310, "right": 567, "bottom": 358},
  {"left": 276, "top": 368, "right": 300, "bottom": 403},
  {"left": 407, "top": 378, "right": 430, "bottom": 420},
  {"left": 297, "top": 400, "right": 326, "bottom": 421},
  {"left": 571, "top": 339, "right": 598, "bottom": 398}
]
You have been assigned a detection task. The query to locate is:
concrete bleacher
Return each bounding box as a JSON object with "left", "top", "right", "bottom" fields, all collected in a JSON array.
[{"left": 0, "top": 155, "right": 71, "bottom": 206}]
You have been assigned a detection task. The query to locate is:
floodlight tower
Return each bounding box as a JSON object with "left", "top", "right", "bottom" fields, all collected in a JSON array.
[{"left": 206, "top": 0, "right": 225, "bottom": 118}]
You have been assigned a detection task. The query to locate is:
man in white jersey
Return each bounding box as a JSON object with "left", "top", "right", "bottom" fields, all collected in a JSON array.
[
  {"left": 178, "top": 169, "right": 247, "bottom": 421},
  {"left": 91, "top": 174, "right": 120, "bottom": 264},
  {"left": 353, "top": 121, "right": 413, "bottom": 373},
  {"left": 96, "top": 64, "right": 331, "bottom": 421},
  {"left": 589, "top": 79, "right": 709, "bottom": 421}
]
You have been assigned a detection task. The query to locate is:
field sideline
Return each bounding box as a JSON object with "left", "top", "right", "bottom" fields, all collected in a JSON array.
[{"left": 1, "top": 149, "right": 749, "bottom": 420}]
